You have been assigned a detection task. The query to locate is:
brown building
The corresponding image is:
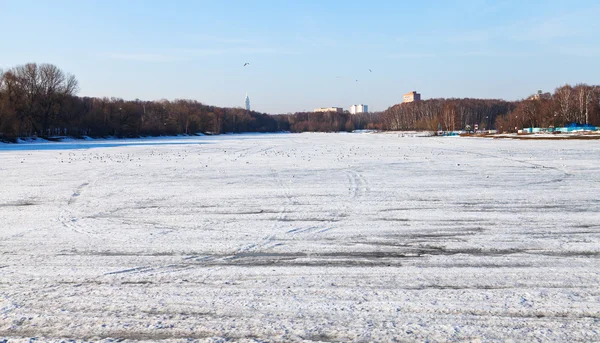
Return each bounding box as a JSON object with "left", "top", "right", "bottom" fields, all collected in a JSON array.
[
  {"left": 527, "top": 90, "right": 552, "bottom": 101},
  {"left": 403, "top": 91, "right": 421, "bottom": 103},
  {"left": 314, "top": 107, "right": 343, "bottom": 113}
]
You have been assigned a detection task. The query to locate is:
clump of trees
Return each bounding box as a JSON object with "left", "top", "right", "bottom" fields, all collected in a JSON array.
[
  {"left": 0, "top": 63, "right": 79, "bottom": 139},
  {"left": 382, "top": 85, "right": 600, "bottom": 133},
  {"left": 495, "top": 85, "right": 600, "bottom": 132},
  {"left": 382, "top": 98, "right": 513, "bottom": 131},
  {"left": 282, "top": 111, "right": 381, "bottom": 132}
]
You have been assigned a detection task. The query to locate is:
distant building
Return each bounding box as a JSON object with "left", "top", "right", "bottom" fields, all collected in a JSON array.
[
  {"left": 403, "top": 91, "right": 421, "bottom": 103},
  {"left": 350, "top": 104, "right": 368, "bottom": 114},
  {"left": 527, "top": 90, "right": 552, "bottom": 101},
  {"left": 314, "top": 107, "right": 343, "bottom": 113},
  {"left": 245, "top": 93, "right": 250, "bottom": 111}
]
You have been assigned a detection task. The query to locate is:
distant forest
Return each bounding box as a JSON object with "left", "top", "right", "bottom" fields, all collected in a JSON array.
[
  {"left": 1, "top": 63, "right": 599, "bottom": 141},
  {"left": 383, "top": 85, "right": 600, "bottom": 132}
]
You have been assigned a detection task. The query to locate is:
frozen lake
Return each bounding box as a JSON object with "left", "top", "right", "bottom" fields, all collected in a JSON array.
[{"left": 1, "top": 133, "right": 599, "bottom": 342}]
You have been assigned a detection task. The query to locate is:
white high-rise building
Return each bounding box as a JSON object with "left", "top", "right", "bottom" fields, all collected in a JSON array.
[
  {"left": 350, "top": 104, "right": 368, "bottom": 114},
  {"left": 245, "top": 93, "right": 250, "bottom": 111}
]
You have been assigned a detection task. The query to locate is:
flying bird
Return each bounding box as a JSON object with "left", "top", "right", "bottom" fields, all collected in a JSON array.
[
  {"left": 369, "top": 69, "right": 372, "bottom": 72},
  {"left": 243, "top": 63, "right": 250, "bottom": 67}
]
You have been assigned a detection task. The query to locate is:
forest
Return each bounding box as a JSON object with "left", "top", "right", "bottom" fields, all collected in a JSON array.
[
  {"left": 381, "top": 85, "right": 600, "bottom": 133},
  {"left": 1, "top": 62, "right": 599, "bottom": 141},
  {"left": 0, "top": 63, "right": 288, "bottom": 141}
]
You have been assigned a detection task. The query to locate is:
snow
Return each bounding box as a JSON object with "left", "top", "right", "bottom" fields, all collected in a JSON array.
[
  {"left": 1, "top": 133, "right": 599, "bottom": 342},
  {"left": 493, "top": 132, "right": 600, "bottom": 140}
]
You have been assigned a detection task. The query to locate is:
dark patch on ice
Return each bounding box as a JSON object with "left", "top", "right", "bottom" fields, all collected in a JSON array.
[
  {"left": 376, "top": 218, "right": 410, "bottom": 222},
  {"left": 61, "top": 250, "right": 187, "bottom": 257},
  {"left": 275, "top": 217, "right": 341, "bottom": 222},
  {"left": 378, "top": 207, "right": 439, "bottom": 212},
  {"left": 104, "top": 266, "right": 152, "bottom": 275},
  {"left": 200, "top": 251, "right": 413, "bottom": 267},
  {"left": 527, "top": 250, "right": 600, "bottom": 257},
  {"left": 286, "top": 226, "right": 326, "bottom": 234},
  {"left": 417, "top": 263, "right": 535, "bottom": 269},
  {"left": 572, "top": 224, "right": 600, "bottom": 229},
  {"left": 303, "top": 333, "right": 339, "bottom": 342},
  {"left": 209, "top": 209, "right": 276, "bottom": 215},
  {"left": 140, "top": 309, "right": 214, "bottom": 317},
  {"left": 0, "top": 201, "right": 36, "bottom": 207}
]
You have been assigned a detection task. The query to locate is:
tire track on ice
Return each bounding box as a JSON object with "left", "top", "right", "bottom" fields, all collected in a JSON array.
[
  {"left": 0, "top": 228, "right": 39, "bottom": 242},
  {"left": 344, "top": 169, "right": 369, "bottom": 199},
  {"left": 99, "top": 238, "right": 279, "bottom": 279},
  {"left": 68, "top": 182, "right": 89, "bottom": 205},
  {"left": 270, "top": 167, "right": 293, "bottom": 223},
  {"left": 340, "top": 168, "right": 370, "bottom": 221},
  {"left": 0, "top": 295, "right": 21, "bottom": 316},
  {"left": 57, "top": 169, "right": 108, "bottom": 236},
  {"left": 432, "top": 144, "right": 573, "bottom": 182},
  {"left": 58, "top": 181, "right": 93, "bottom": 235},
  {"left": 100, "top": 234, "right": 280, "bottom": 277},
  {"left": 101, "top": 145, "right": 288, "bottom": 277},
  {"left": 286, "top": 226, "right": 331, "bottom": 235}
]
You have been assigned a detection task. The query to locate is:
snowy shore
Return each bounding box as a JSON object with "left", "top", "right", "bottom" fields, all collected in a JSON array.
[{"left": 1, "top": 133, "right": 599, "bottom": 342}]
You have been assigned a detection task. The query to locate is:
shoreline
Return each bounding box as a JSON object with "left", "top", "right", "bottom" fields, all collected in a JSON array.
[
  {"left": 460, "top": 133, "right": 600, "bottom": 140},
  {"left": 2, "top": 130, "right": 600, "bottom": 146}
]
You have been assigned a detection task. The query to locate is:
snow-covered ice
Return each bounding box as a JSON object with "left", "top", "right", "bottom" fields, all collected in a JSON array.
[{"left": 1, "top": 133, "right": 599, "bottom": 342}]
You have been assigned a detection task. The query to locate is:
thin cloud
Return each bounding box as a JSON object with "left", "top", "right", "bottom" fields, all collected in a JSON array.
[
  {"left": 186, "top": 34, "right": 295, "bottom": 55},
  {"left": 446, "top": 5, "right": 600, "bottom": 44},
  {"left": 295, "top": 36, "right": 355, "bottom": 49},
  {"left": 185, "top": 34, "right": 259, "bottom": 45},
  {"left": 238, "top": 47, "right": 296, "bottom": 55},
  {"left": 508, "top": 19, "right": 573, "bottom": 42},
  {"left": 452, "top": 51, "right": 489, "bottom": 57},
  {"left": 108, "top": 53, "right": 187, "bottom": 62},
  {"left": 447, "top": 31, "right": 492, "bottom": 43},
  {"left": 385, "top": 52, "right": 436, "bottom": 59},
  {"left": 107, "top": 49, "right": 224, "bottom": 62},
  {"left": 107, "top": 45, "right": 292, "bottom": 62},
  {"left": 558, "top": 46, "right": 600, "bottom": 58}
]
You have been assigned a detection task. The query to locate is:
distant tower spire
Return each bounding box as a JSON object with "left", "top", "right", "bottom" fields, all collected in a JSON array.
[{"left": 245, "top": 92, "right": 250, "bottom": 111}]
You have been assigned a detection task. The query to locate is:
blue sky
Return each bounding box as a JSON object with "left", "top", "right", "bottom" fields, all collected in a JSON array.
[{"left": 1, "top": 0, "right": 599, "bottom": 113}]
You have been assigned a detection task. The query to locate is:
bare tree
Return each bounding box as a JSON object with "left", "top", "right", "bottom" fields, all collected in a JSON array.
[
  {"left": 441, "top": 102, "right": 456, "bottom": 131},
  {"left": 38, "top": 64, "right": 79, "bottom": 133},
  {"left": 3, "top": 63, "right": 79, "bottom": 135},
  {"left": 574, "top": 84, "right": 593, "bottom": 125},
  {"left": 554, "top": 85, "right": 574, "bottom": 123}
]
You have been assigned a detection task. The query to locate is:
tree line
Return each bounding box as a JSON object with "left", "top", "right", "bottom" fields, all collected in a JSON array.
[
  {"left": 2, "top": 63, "right": 599, "bottom": 141},
  {"left": 381, "top": 98, "right": 514, "bottom": 132},
  {"left": 495, "top": 85, "right": 600, "bottom": 132},
  {"left": 284, "top": 111, "right": 381, "bottom": 133},
  {"left": 0, "top": 63, "right": 287, "bottom": 141},
  {"left": 381, "top": 85, "right": 600, "bottom": 133}
]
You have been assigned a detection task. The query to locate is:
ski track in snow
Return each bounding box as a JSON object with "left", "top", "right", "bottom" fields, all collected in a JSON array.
[{"left": 0, "top": 133, "right": 599, "bottom": 342}]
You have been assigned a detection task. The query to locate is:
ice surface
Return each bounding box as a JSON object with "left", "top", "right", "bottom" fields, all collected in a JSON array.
[{"left": 1, "top": 133, "right": 599, "bottom": 342}]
